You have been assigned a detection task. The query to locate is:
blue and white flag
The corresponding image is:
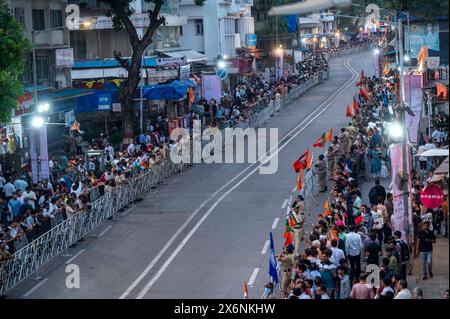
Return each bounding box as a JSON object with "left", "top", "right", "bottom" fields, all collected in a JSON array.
[{"left": 268, "top": 232, "right": 278, "bottom": 285}]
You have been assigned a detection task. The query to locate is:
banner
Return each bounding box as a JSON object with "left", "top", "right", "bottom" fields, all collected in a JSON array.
[
  {"left": 275, "top": 54, "right": 283, "bottom": 81},
  {"left": 390, "top": 143, "right": 413, "bottom": 240},
  {"left": 403, "top": 73, "right": 423, "bottom": 145},
  {"left": 98, "top": 94, "right": 111, "bottom": 110},
  {"left": 55, "top": 48, "right": 74, "bottom": 67},
  {"left": 30, "top": 126, "right": 49, "bottom": 184},
  {"left": 179, "top": 65, "right": 190, "bottom": 81},
  {"left": 201, "top": 74, "right": 222, "bottom": 103}
]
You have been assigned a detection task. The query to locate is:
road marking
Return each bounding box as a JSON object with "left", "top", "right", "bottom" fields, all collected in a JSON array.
[
  {"left": 145, "top": 190, "right": 159, "bottom": 199},
  {"left": 22, "top": 278, "right": 49, "bottom": 297},
  {"left": 271, "top": 218, "right": 280, "bottom": 230},
  {"left": 121, "top": 207, "right": 134, "bottom": 216},
  {"left": 281, "top": 199, "right": 289, "bottom": 209},
  {"left": 97, "top": 225, "right": 113, "bottom": 238},
  {"left": 65, "top": 249, "right": 85, "bottom": 264},
  {"left": 248, "top": 268, "right": 260, "bottom": 286},
  {"left": 122, "top": 56, "right": 358, "bottom": 299},
  {"left": 261, "top": 240, "right": 270, "bottom": 254},
  {"left": 132, "top": 57, "right": 359, "bottom": 299}
]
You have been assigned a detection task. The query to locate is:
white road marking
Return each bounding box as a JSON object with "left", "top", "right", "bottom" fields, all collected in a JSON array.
[
  {"left": 261, "top": 240, "right": 270, "bottom": 254},
  {"left": 271, "top": 218, "right": 280, "bottom": 230},
  {"left": 119, "top": 55, "right": 358, "bottom": 299},
  {"left": 22, "top": 278, "right": 49, "bottom": 297},
  {"left": 121, "top": 207, "right": 134, "bottom": 216},
  {"left": 132, "top": 57, "right": 359, "bottom": 299},
  {"left": 65, "top": 249, "right": 85, "bottom": 264},
  {"left": 281, "top": 199, "right": 289, "bottom": 209},
  {"left": 145, "top": 190, "right": 159, "bottom": 199},
  {"left": 248, "top": 268, "right": 260, "bottom": 286},
  {"left": 97, "top": 225, "right": 113, "bottom": 238}
]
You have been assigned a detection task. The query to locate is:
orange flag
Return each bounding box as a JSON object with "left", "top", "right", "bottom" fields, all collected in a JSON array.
[
  {"left": 70, "top": 119, "right": 81, "bottom": 133},
  {"left": 296, "top": 166, "right": 303, "bottom": 191},
  {"left": 323, "top": 199, "right": 332, "bottom": 218},
  {"left": 188, "top": 87, "right": 195, "bottom": 105},
  {"left": 306, "top": 152, "right": 314, "bottom": 170},
  {"left": 325, "top": 128, "right": 333, "bottom": 143},
  {"left": 416, "top": 46, "right": 428, "bottom": 70},
  {"left": 352, "top": 96, "right": 358, "bottom": 114},
  {"left": 436, "top": 83, "right": 448, "bottom": 100},
  {"left": 346, "top": 104, "right": 352, "bottom": 117}
]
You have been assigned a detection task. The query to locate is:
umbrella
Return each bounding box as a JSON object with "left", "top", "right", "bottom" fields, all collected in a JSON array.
[{"left": 415, "top": 149, "right": 449, "bottom": 157}]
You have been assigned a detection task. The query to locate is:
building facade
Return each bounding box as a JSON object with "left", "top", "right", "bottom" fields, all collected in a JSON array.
[{"left": 178, "top": 0, "right": 255, "bottom": 63}]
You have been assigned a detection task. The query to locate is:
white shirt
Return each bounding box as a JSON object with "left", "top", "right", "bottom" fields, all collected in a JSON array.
[
  {"left": 395, "top": 289, "right": 412, "bottom": 299},
  {"left": 0, "top": 176, "right": 6, "bottom": 188},
  {"left": 3, "top": 183, "right": 15, "bottom": 197},
  {"left": 299, "top": 293, "right": 311, "bottom": 299},
  {"left": 21, "top": 190, "right": 37, "bottom": 209},
  {"left": 331, "top": 247, "right": 345, "bottom": 266},
  {"left": 431, "top": 130, "right": 443, "bottom": 142},
  {"left": 127, "top": 143, "right": 136, "bottom": 155},
  {"left": 418, "top": 143, "right": 436, "bottom": 161},
  {"left": 345, "top": 231, "right": 363, "bottom": 257}
]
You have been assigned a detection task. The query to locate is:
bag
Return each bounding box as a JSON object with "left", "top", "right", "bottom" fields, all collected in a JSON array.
[
  {"left": 381, "top": 163, "right": 388, "bottom": 179},
  {"left": 398, "top": 240, "right": 410, "bottom": 262}
]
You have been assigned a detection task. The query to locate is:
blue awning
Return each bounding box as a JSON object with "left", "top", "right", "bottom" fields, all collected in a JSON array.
[
  {"left": 38, "top": 89, "right": 94, "bottom": 113},
  {"left": 144, "top": 80, "right": 196, "bottom": 101}
]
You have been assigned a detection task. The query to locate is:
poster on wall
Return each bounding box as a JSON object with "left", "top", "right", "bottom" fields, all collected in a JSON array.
[
  {"left": 275, "top": 54, "right": 284, "bottom": 81},
  {"left": 405, "top": 23, "right": 440, "bottom": 56},
  {"left": 390, "top": 143, "right": 413, "bottom": 241},
  {"left": 201, "top": 74, "right": 222, "bottom": 103},
  {"left": 29, "top": 127, "right": 49, "bottom": 184},
  {"left": 179, "top": 64, "right": 190, "bottom": 81}
]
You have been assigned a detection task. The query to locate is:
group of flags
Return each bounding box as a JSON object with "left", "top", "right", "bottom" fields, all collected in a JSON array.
[
  {"left": 312, "top": 128, "right": 333, "bottom": 148},
  {"left": 436, "top": 82, "right": 448, "bottom": 100},
  {"left": 292, "top": 149, "right": 313, "bottom": 191}
]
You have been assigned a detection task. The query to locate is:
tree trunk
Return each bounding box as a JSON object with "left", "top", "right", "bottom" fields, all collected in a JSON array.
[{"left": 119, "top": 45, "right": 145, "bottom": 148}]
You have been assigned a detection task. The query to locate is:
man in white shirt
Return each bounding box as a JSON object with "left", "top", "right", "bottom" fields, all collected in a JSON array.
[
  {"left": 331, "top": 239, "right": 345, "bottom": 266},
  {"left": 21, "top": 187, "right": 37, "bottom": 210},
  {"left": 3, "top": 180, "right": 15, "bottom": 201},
  {"left": 431, "top": 128, "right": 444, "bottom": 143},
  {"left": 394, "top": 280, "right": 412, "bottom": 299},
  {"left": 345, "top": 225, "right": 363, "bottom": 281}
]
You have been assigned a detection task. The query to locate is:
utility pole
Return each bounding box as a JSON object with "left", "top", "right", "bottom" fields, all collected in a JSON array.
[{"left": 398, "top": 13, "right": 411, "bottom": 245}]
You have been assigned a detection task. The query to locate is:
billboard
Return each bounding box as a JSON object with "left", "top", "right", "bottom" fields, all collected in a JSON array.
[
  {"left": 405, "top": 22, "right": 440, "bottom": 56},
  {"left": 55, "top": 48, "right": 74, "bottom": 67},
  {"left": 201, "top": 74, "right": 222, "bottom": 103}
]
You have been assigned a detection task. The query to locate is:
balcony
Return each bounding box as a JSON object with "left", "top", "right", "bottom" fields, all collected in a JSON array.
[
  {"left": 34, "top": 30, "right": 69, "bottom": 48},
  {"left": 178, "top": 0, "right": 201, "bottom": 5}
]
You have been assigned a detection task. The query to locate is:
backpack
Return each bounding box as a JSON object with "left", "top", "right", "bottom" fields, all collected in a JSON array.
[{"left": 397, "top": 240, "right": 410, "bottom": 262}]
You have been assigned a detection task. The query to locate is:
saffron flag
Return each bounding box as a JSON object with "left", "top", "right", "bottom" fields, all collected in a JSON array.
[
  {"left": 327, "top": 227, "right": 339, "bottom": 241},
  {"left": 346, "top": 104, "right": 353, "bottom": 117},
  {"left": 356, "top": 69, "right": 365, "bottom": 86},
  {"left": 325, "top": 128, "right": 333, "bottom": 143},
  {"left": 284, "top": 216, "right": 293, "bottom": 247},
  {"left": 188, "top": 87, "right": 195, "bottom": 105},
  {"left": 352, "top": 96, "right": 358, "bottom": 114},
  {"left": 70, "top": 119, "right": 81, "bottom": 133},
  {"left": 323, "top": 199, "right": 332, "bottom": 218},
  {"left": 296, "top": 166, "right": 303, "bottom": 191},
  {"left": 293, "top": 149, "right": 309, "bottom": 172},
  {"left": 436, "top": 83, "right": 448, "bottom": 100},
  {"left": 244, "top": 281, "right": 249, "bottom": 299},
  {"left": 268, "top": 232, "right": 278, "bottom": 284},
  {"left": 416, "top": 46, "right": 428, "bottom": 69},
  {"left": 306, "top": 151, "right": 314, "bottom": 170}
]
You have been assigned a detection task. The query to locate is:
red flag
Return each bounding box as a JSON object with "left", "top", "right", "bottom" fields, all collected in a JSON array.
[
  {"left": 244, "top": 281, "right": 248, "bottom": 299},
  {"left": 292, "top": 149, "right": 309, "bottom": 172},
  {"left": 346, "top": 104, "right": 353, "bottom": 117},
  {"left": 296, "top": 166, "right": 303, "bottom": 191},
  {"left": 356, "top": 69, "right": 364, "bottom": 86},
  {"left": 360, "top": 88, "right": 370, "bottom": 100},
  {"left": 436, "top": 83, "right": 448, "bottom": 100},
  {"left": 313, "top": 133, "right": 326, "bottom": 148}
]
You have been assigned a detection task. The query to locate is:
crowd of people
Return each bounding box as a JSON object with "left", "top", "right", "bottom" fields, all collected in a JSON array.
[
  {"left": 267, "top": 73, "right": 448, "bottom": 299},
  {"left": 181, "top": 51, "right": 328, "bottom": 131}
]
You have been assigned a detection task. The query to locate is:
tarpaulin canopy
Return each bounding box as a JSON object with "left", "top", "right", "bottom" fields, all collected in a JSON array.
[{"left": 144, "top": 80, "right": 196, "bottom": 101}]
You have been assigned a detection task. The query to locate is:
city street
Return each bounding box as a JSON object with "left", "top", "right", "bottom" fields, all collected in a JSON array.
[{"left": 5, "top": 52, "right": 367, "bottom": 299}]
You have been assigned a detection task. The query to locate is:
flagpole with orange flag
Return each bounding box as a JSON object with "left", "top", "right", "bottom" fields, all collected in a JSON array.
[{"left": 346, "top": 104, "right": 352, "bottom": 117}]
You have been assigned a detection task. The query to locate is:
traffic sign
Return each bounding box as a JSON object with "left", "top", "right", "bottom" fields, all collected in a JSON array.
[{"left": 216, "top": 68, "right": 227, "bottom": 80}]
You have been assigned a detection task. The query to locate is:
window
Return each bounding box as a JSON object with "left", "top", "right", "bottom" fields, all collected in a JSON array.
[
  {"left": 14, "top": 8, "right": 26, "bottom": 29},
  {"left": 70, "top": 31, "right": 87, "bottom": 59},
  {"left": 195, "top": 19, "right": 203, "bottom": 36},
  {"left": 32, "top": 9, "right": 45, "bottom": 30},
  {"left": 235, "top": 19, "right": 239, "bottom": 33},
  {"left": 50, "top": 10, "right": 63, "bottom": 28},
  {"left": 36, "top": 57, "right": 49, "bottom": 81},
  {"left": 179, "top": 26, "right": 183, "bottom": 36},
  {"left": 256, "top": 11, "right": 261, "bottom": 22}
]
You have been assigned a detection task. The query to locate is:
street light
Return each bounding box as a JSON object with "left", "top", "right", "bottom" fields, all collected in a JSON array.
[
  {"left": 388, "top": 122, "right": 403, "bottom": 139},
  {"left": 31, "top": 116, "right": 45, "bottom": 128},
  {"left": 37, "top": 102, "right": 50, "bottom": 113},
  {"left": 301, "top": 38, "right": 307, "bottom": 43},
  {"left": 217, "top": 60, "right": 226, "bottom": 69},
  {"left": 275, "top": 47, "right": 283, "bottom": 56},
  {"left": 373, "top": 48, "right": 380, "bottom": 55},
  {"left": 404, "top": 55, "right": 410, "bottom": 62}
]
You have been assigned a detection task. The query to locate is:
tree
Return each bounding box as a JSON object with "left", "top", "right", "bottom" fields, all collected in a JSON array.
[{"left": 0, "top": 0, "right": 30, "bottom": 124}]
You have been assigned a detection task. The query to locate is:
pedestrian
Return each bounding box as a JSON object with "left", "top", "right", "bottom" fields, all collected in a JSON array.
[
  {"left": 337, "top": 266, "right": 351, "bottom": 299},
  {"left": 345, "top": 225, "right": 363, "bottom": 282},
  {"left": 349, "top": 273, "right": 374, "bottom": 299},
  {"left": 394, "top": 279, "right": 412, "bottom": 299},
  {"left": 418, "top": 221, "right": 436, "bottom": 280},
  {"left": 316, "top": 154, "right": 327, "bottom": 193},
  {"left": 412, "top": 287, "right": 424, "bottom": 299},
  {"left": 365, "top": 232, "right": 382, "bottom": 266}
]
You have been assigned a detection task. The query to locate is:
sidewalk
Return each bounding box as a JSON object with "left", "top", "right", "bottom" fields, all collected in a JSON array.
[{"left": 407, "top": 237, "right": 449, "bottom": 299}]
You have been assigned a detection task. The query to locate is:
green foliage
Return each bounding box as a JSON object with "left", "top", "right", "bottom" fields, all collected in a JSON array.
[{"left": 0, "top": 0, "right": 30, "bottom": 124}]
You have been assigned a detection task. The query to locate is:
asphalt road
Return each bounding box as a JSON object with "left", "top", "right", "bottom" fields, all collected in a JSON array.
[{"left": 7, "top": 51, "right": 372, "bottom": 299}]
